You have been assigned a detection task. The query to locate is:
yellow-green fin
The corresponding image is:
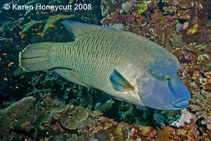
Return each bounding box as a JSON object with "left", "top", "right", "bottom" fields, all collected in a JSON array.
[
  {"left": 19, "top": 42, "right": 56, "bottom": 72},
  {"left": 54, "top": 69, "right": 87, "bottom": 87},
  {"left": 110, "top": 69, "right": 135, "bottom": 92}
]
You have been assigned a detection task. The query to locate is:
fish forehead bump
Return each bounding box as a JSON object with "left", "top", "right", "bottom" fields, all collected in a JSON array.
[{"left": 148, "top": 56, "right": 179, "bottom": 79}]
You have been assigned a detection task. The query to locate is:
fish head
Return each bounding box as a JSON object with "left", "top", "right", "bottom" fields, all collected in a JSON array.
[{"left": 137, "top": 58, "right": 190, "bottom": 110}]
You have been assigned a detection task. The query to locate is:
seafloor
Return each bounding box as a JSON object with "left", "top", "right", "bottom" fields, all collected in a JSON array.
[{"left": 0, "top": 0, "right": 210, "bottom": 140}]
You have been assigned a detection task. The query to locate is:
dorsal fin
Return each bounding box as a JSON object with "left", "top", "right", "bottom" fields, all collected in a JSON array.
[{"left": 62, "top": 20, "right": 115, "bottom": 39}]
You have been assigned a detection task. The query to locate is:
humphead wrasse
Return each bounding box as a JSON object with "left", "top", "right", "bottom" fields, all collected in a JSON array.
[{"left": 19, "top": 20, "right": 190, "bottom": 110}]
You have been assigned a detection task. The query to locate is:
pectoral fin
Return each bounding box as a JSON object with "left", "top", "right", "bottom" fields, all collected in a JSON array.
[
  {"left": 54, "top": 69, "right": 87, "bottom": 87},
  {"left": 110, "top": 69, "right": 135, "bottom": 92}
]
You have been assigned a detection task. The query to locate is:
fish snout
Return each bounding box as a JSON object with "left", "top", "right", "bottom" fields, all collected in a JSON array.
[{"left": 170, "top": 77, "right": 191, "bottom": 109}]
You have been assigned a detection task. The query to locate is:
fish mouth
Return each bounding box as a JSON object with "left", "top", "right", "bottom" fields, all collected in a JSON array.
[{"left": 171, "top": 100, "right": 189, "bottom": 108}]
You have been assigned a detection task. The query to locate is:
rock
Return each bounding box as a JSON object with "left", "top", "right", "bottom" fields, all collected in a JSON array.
[
  {"left": 0, "top": 97, "right": 36, "bottom": 137},
  {"left": 175, "top": 23, "right": 183, "bottom": 33},
  {"left": 94, "top": 129, "right": 108, "bottom": 141},
  {"left": 59, "top": 106, "right": 89, "bottom": 130},
  {"left": 170, "top": 34, "right": 183, "bottom": 47},
  {"left": 182, "top": 22, "right": 189, "bottom": 29},
  {"left": 121, "top": 2, "right": 133, "bottom": 13}
]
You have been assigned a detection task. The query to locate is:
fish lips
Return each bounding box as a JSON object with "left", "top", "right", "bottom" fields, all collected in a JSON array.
[
  {"left": 137, "top": 74, "right": 191, "bottom": 110},
  {"left": 171, "top": 99, "right": 189, "bottom": 109},
  {"left": 168, "top": 76, "right": 191, "bottom": 109}
]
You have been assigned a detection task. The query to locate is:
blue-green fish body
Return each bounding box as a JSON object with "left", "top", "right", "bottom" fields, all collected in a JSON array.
[{"left": 19, "top": 21, "right": 190, "bottom": 110}]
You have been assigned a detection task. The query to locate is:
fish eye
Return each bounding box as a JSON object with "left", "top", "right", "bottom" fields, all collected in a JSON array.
[{"left": 165, "top": 75, "right": 171, "bottom": 80}]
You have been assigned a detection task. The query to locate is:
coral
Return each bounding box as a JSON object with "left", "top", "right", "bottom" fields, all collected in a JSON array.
[
  {"left": 189, "top": 91, "right": 211, "bottom": 130},
  {"left": 161, "top": 110, "right": 180, "bottom": 118},
  {"left": 100, "top": 0, "right": 210, "bottom": 136},
  {"left": 172, "top": 43, "right": 210, "bottom": 129},
  {"left": 153, "top": 110, "right": 181, "bottom": 126},
  {"left": 137, "top": 1, "right": 150, "bottom": 15},
  {"left": 49, "top": 135, "right": 67, "bottom": 140},
  {"left": 175, "top": 23, "right": 183, "bottom": 33},
  {"left": 118, "top": 102, "right": 136, "bottom": 122},
  {"left": 32, "top": 94, "right": 68, "bottom": 127},
  {"left": 202, "top": 71, "right": 211, "bottom": 91},
  {"left": 171, "top": 109, "right": 193, "bottom": 127},
  {"left": 0, "top": 97, "right": 36, "bottom": 137},
  {"left": 156, "top": 126, "right": 172, "bottom": 141},
  {"left": 171, "top": 42, "right": 210, "bottom": 130},
  {"left": 156, "top": 115, "right": 202, "bottom": 141},
  {"left": 0, "top": 94, "right": 69, "bottom": 138},
  {"left": 87, "top": 116, "right": 156, "bottom": 140},
  {"left": 59, "top": 106, "right": 89, "bottom": 130},
  {"left": 186, "top": 24, "right": 199, "bottom": 35},
  {"left": 95, "top": 99, "right": 114, "bottom": 114},
  {"left": 93, "top": 129, "right": 108, "bottom": 141},
  {"left": 177, "top": 10, "right": 191, "bottom": 20},
  {"left": 121, "top": 2, "right": 133, "bottom": 13},
  {"left": 162, "top": 0, "right": 178, "bottom": 15},
  {"left": 173, "top": 115, "right": 200, "bottom": 140},
  {"left": 170, "top": 34, "right": 183, "bottom": 47}
]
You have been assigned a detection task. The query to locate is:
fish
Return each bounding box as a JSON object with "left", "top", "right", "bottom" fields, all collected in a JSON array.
[
  {"left": 19, "top": 20, "right": 191, "bottom": 110},
  {"left": 21, "top": 34, "right": 25, "bottom": 39},
  {"left": 37, "top": 33, "right": 44, "bottom": 37},
  {"left": 49, "top": 24, "right": 55, "bottom": 28},
  {"left": 3, "top": 77, "right": 8, "bottom": 81},
  {"left": 8, "top": 62, "right": 14, "bottom": 67},
  {"left": 10, "top": 37, "right": 13, "bottom": 43}
]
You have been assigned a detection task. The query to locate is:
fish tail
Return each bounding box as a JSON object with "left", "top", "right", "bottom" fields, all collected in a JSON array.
[{"left": 19, "top": 42, "right": 56, "bottom": 71}]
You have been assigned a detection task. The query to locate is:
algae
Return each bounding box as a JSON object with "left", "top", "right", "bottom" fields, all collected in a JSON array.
[
  {"left": 21, "top": 20, "right": 45, "bottom": 34},
  {"left": 43, "top": 15, "right": 75, "bottom": 34},
  {"left": 137, "top": 1, "right": 150, "bottom": 15}
]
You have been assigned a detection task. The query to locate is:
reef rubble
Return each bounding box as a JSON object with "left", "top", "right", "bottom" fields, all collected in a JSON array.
[{"left": 1, "top": 94, "right": 210, "bottom": 140}]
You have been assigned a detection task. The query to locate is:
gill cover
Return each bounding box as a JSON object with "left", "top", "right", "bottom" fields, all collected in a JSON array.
[{"left": 137, "top": 58, "right": 190, "bottom": 110}]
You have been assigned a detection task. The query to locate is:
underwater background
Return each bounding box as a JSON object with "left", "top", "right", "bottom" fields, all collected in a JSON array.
[{"left": 0, "top": 0, "right": 210, "bottom": 140}]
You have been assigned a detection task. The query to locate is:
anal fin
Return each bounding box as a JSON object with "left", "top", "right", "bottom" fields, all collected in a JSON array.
[{"left": 54, "top": 69, "right": 87, "bottom": 87}]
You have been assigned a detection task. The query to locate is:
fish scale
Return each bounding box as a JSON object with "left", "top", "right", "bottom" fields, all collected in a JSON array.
[{"left": 55, "top": 30, "right": 138, "bottom": 91}]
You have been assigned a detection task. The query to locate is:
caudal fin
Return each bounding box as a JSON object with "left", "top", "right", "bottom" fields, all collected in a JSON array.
[{"left": 19, "top": 42, "right": 56, "bottom": 71}]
